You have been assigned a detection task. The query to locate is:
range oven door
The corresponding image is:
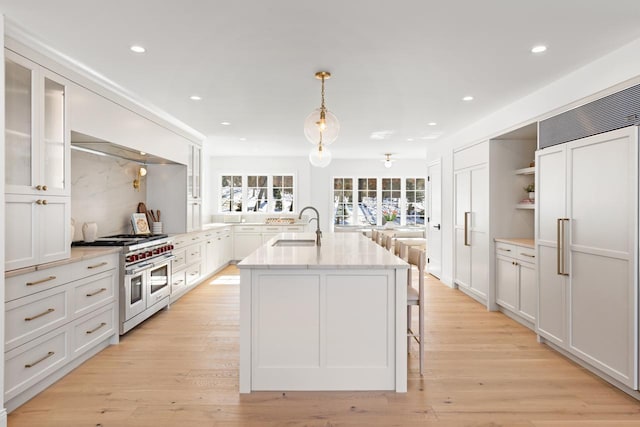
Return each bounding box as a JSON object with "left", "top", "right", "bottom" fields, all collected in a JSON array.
[
  {"left": 146, "top": 258, "right": 172, "bottom": 308},
  {"left": 124, "top": 266, "right": 147, "bottom": 321}
]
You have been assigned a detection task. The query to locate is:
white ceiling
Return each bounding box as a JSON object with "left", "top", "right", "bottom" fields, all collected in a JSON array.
[{"left": 2, "top": 0, "right": 640, "bottom": 159}]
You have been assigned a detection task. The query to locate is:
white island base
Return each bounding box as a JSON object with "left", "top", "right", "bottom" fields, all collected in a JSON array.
[{"left": 239, "top": 233, "right": 409, "bottom": 393}]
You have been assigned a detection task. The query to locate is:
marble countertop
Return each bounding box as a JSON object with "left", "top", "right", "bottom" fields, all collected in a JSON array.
[
  {"left": 239, "top": 232, "right": 409, "bottom": 269},
  {"left": 494, "top": 237, "right": 534, "bottom": 248},
  {"left": 5, "top": 247, "right": 121, "bottom": 278}
]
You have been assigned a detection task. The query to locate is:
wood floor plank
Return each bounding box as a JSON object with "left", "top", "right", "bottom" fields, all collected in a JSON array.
[{"left": 7, "top": 265, "right": 640, "bottom": 426}]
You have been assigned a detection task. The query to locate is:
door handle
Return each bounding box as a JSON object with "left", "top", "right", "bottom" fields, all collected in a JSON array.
[
  {"left": 561, "top": 218, "right": 570, "bottom": 276},
  {"left": 464, "top": 212, "right": 471, "bottom": 246},
  {"left": 557, "top": 218, "right": 570, "bottom": 276},
  {"left": 433, "top": 224, "right": 441, "bottom": 230}
]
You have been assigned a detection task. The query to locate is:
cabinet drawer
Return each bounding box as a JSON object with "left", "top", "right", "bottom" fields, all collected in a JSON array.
[
  {"left": 73, "top": 270, "right": 115, "bottom": 318},
  {"left": 234, "top": 225, "right": 259, "bottom": 233},
  {"left": 187, "top": 233, "right": 202, "bottom": 244},
  {"left": 172, "top": 234, "right": 190, "bottom": 249},
  {"left": 72, "top": 254, "right": 118, "bottom": 279},
  {"left": 282, "top": 225, "right": 304, "bottom": 232},
  {"left": 171, "top": 270, "right": 187, "bottom": 296},
  {"left": 263, "top": 226, "right": 282, "bottom": 233},
  {"left": 495, "top": 242, "right": 516, "bottom": 257},
  {"left": 172, "top": 248, "right": 187, "bottom": 270},
  {"left": 185, "top": 263, "right": 201, "bottom": 286},
  {"left": 6, "top": 264, "right": 73, "bottom": 302},
  {"left": 72, "top": 304, "right": 115, "bottom": 358},
  {"left": 6, "top": 286, "right": 69, "bottom": 351},
  {"left": 186, "top": 244, "right": 202, "bottom": 263},
  {"left": 516, "top": 246, "right": 536, "bottom": 263},
  {"left": 5, "top": 327, "right": 69, "bottom": 401}
]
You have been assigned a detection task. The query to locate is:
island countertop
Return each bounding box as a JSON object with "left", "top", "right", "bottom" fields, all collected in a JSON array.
[{"left": 238, "top": 232, "right": 409, "bottom": 269}]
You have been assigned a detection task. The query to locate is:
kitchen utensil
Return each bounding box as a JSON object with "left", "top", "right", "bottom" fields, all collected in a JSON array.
[{"left": 157, "top": 210, "right": 161, "bottom": 222}]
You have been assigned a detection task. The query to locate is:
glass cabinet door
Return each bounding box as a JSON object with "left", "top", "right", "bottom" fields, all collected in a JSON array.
[
  {"left": 5, "top": 56, "right": 34, "bottom": 191},
  {"left": 42, "top": 75, "right": 67, "bottom": 192}
]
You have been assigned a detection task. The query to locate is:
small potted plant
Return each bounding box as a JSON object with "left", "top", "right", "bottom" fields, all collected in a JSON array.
[
  {"left": 382, "top": 206, "right": 398, "bottom": 226},
  {"left": 524, "top": 183, "right": 535, "bottom": 201}
]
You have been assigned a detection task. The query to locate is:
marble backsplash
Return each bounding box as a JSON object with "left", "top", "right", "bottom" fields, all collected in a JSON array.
[{"left": 71, "top": 150, "right": 146, "bottom": 241}]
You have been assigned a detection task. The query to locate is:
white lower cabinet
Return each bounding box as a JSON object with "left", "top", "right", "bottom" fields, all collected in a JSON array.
[
  {"left": 4, "top": 252, "right": 118, "bottom": 412},
  {"left": 494, "top": 241, "right": 536, "bottom": 327},
  {"left": 233, "top": 224, "right": 305, "bottom": 260}
]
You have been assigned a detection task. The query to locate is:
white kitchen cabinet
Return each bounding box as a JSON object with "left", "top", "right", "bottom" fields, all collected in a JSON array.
[
  {"left": 234, "top": 228, "right": 263, "bottom": 260},
  {"left": 494, "top": 241, "right": 536, "bottom": 327},
  {"left": 5, "top": 50, "right": 71, "bottom": 270},
  {"left": 4, "top": 251, "right": 118, "bottom": 412},
  {"left": 5, "top": 50, "right": 70, "bottom": 197},
  {"left": 454, "top": 145, "right": 489, "bottom": 301},
  {"left": 187, "top": 144, "right": 201, "bottom": 200},
  {"left": 536, "top": 126, "right": 638, "bottom": 390},
  {"left": 187, "top": 200, "right": 202, "bottom": 233},
  {"left": 5, "top": 194, "right": 70, "bottom": 270}
]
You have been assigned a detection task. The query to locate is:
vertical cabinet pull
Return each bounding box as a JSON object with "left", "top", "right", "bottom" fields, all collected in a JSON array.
[
  {"left": 557, "top": 218, "right": 570, "bottom": 276},
  {"left": 464, "top": 212, "right": 471, "bottom": 246},
  {"left": 557, "top": 218, "right": 562, "bottom": 275}
]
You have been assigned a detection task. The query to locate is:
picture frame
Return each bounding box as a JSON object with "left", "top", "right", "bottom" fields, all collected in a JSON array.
[{"left": 131, "top": 213, "right": 150, "bottom": 234}]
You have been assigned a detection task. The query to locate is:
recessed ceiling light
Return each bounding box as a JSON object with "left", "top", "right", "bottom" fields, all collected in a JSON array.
[
  {"left": 407, "top": 138, "right": 414, "bottom": 142},
  {"left": 462, "top": 96, "right": 474, "bottom": 101},
  {"left": 220, "top": 121, "right": 231, "bottom": 126},
  {"left": 190, "top": 95, "right": 202, "bottom": 101},
  {"left": 130, "top": 45, "right": 146, "bottom": 53},
  {"left": 531, "top": 45, "right": 547, "bottom": 54},
  {"left": 428, "top": 122, "right": 437, "bottom": 126}
]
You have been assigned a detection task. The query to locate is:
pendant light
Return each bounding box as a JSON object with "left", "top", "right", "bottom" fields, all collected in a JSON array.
[
  {"left": 383, "top": 153, "right": 394, "bottom": 168},
  {"left": 304, "top": 71, "right": 339, "bottom": 146}
]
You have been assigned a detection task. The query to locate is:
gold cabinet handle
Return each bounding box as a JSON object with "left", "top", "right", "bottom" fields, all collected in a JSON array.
[
  {"left": 25, "top": 351, "right": 55, "bottom": 368},
  {"left": 557, "top": 218, "right": 562, "bottom": 275},
  {"left": 26, "top": 276, "right": 56, "bottom": 286},
  {"left": 42, "top": 185, "right": 47, "bottom": 191},
  {"left": 36, "top": 199, "right": 43, "bottom": 205},
  {"left": 464, "top": 212, "right": 471, "bottom": 246},
  {"left": 87, "top": 261, "right": 108, "bottom": 269},
  {"left": 561, "top": 218, "right": 570, "bottom": 276},
  {"left": 86, "top": 322, "right": 107, "bottom": 334},
  {"left": 498, "top": 248, "right": 511, "bottom": 252},
  {"left": 25, "top": 308, "right": 55, "bottom": 321},
  {"left": 35, "top": 185, "right": 42, "bottom": 191},
  {"left": 86, "top": 287, "right": 107, "bottom": 297},
  {"left": 521, "top": 253, "right": 535, "bottom": 258}
]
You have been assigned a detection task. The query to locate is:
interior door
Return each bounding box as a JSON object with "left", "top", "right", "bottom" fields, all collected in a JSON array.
[{"left": 427, "top": 160, "right": 442, "bottom": 278}]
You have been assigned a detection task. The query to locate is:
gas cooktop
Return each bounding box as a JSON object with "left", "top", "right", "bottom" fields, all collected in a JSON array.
[{"left": 72, "top": 234, "right": 168, "bottom": 247}]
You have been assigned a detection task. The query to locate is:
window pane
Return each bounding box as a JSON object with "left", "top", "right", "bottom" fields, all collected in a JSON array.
[
  {"left": 273, "top": 174, "right": 295, "bottom": 212},
  {"left": 405, "top": 176, "right": 427, "bottom": 225},
  {"left": 233, "top": 176, "right": 242, "bottom": 187},
  {"left": 273, "top": 175, "right": 282, "bottom": 187},
  {"left": 284, "top": 175, "right": 293, "bottom": 187},
  {"left": 221, "top": 175, "right": 242, "bottom": 212},
  {"left": 333, "top": 177, "right": 354, "bottom": 225},
  {"left": 416, "top": 178, "right": 425, "bottom": 190},
  {"left": 334, "top": 178, "right": 342, "bottom": 190},
  {"left": 392, "top": 178, "right": 401, "bottom": 189},
  {"left": 406, "top": 178, "right": 415, "bottom": 190}
]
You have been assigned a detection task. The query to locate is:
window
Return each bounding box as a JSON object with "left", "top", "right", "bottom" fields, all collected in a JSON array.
[
  {"left": 273, "top": 175, "right": 294, "bottom": 212},
  {"left": 333, "top": 178, "right": 353, "bottom": 225},
  {"left": 381, "top": 178, "right": 401, "bottom": 225},
  {"left": 405, "top": 178, "right": 426, "bottom": 225},
  {"left": 221, "top": 175, "right": 242, "bottom": 212},
  {"left": 247, "top": 175, "right": 268, "bottom": 212},
  {"left": 219, "top": 174, "right": 295, "bottom": 213},
  {"left": 332, "top": 176, "right": 427, "bottom": 227},
  {"left": 357, "top": 178, "right": 377, "bottom": 226}
]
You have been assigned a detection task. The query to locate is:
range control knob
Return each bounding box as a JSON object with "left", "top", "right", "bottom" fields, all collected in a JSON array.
[
  {"left": 146, "top": 251, "right": 153, "bottom": 257},
  {"left": 139, "top": 252, "right": 146, "bottom": 259}
]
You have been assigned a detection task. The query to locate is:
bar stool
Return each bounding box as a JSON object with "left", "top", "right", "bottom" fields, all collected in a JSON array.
[
  {"left": 383, "top": 234, "right": 393, "bottom": 251},
  {"left": 407, "top": 247, "right": 425, "bottom": 375},
  {"left": 372, "top": 229, "right": 379, "bottom": 243}
]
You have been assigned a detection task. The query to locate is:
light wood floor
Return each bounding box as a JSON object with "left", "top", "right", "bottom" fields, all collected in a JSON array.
[{"left": 8, "top": 265, "right": 640, "bottom": 426}]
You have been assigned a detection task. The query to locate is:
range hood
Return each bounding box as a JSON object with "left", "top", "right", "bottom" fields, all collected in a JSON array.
[{"left": 71, "top": 131, "right": 178, "bottom": 165}]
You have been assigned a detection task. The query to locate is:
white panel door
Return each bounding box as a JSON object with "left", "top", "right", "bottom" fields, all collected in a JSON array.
[
  {"left": 5, "top": 195, "right": 37, "bottom": 270},
  {"left": 566, "top": 127, "right": 637, "bottom": 388},
  {"left": 535, "top": 145, "right": 567, "bottom": 346},
  {"left": 453, "top": 169, "right": 470, "bottom": 289},
  {"left": 518, "top": 261, "right": 536, "bottom": 323},
  {"left": 38, "top": 196, "right": 70, "bottom": 265},
  {"left": 496, "top": 255, "right": 517, "bottom": 311},
  {"left": 427, "top": 160, "right": 442, "bottom": 278}
]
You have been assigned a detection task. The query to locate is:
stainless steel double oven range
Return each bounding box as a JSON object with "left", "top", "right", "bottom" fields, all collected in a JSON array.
[{"left": 73, "top": 234, "right": 174, "bottom": 334}]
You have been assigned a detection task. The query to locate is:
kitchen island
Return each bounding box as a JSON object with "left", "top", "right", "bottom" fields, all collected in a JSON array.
[{"left": 238, "top": 232, "right": 409, "bottom": 393}]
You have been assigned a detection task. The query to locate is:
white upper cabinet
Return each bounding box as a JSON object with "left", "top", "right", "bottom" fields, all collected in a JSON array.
[{"left": 5, "top": 50, "right": 69, "bottom": 197}]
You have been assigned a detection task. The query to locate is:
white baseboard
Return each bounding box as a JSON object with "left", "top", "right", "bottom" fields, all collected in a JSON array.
[{"left": 0, "top": 408, "right": 7, "bottom": 427}]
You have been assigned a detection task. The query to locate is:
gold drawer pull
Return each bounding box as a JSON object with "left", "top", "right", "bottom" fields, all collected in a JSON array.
[
  {"left": 26, "top": 276, "right": 56, "bottom": 286},
  {"left": 521, "top": 253, "right": 535, "bottom": 258},
  {"left": 498, "top": 248, "right": 512, "bottom": 252},
  {"left": 25, "top": 308, "right": 55, "bottom": 321},
  {"left": 86, "top": 287, "right": 107, "bottom": 297},
  {"left": 25, "top": 351, "right": 55, "bottom": 368},
  {"left": 87, "top": 261, "right": 108, "bottom": 269},
  {"left": 173, "top": 279, "right": 184, "bottom": 285},
  {"left": 86, "top": 322, "right": 107, "bottom": 335}
]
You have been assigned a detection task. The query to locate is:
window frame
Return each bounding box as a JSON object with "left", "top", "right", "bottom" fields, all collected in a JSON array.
[{"left": 219, "top": 173, "right": 297, "bottom": 214}]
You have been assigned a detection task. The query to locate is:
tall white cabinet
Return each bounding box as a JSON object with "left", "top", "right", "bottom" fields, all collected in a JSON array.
[
  {"left": 536, "top": 126, "right": 638, "bottom": 390},
  {"left": 5, "top": 50, "right": 70, "bottom": 270},
  {"left": 453, "top": 142, "right": 489, "bottom": 301}
]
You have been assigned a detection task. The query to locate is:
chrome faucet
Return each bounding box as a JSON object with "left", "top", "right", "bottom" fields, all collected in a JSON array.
[{"left": 299, "top": 206, "right": 322, "bottom": 246}]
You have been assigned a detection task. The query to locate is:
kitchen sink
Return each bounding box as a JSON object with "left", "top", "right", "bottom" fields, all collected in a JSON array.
[{"left": 272, "top": 239, "right": 316, "bottom": 247}]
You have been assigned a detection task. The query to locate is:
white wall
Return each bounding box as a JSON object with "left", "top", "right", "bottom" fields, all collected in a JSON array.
[
  {"left": 207, "top": 155, "right": 428, "bottom": 231},
  {"left": 0, "top": 14, "right": 7, "bottom": 427},
  {"left": 427, "top": 36, "right": 640, "bottom": 286}
]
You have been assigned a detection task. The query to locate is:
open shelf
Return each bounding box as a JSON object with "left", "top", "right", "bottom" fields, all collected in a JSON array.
[
  {"left": 516, "top": 203, "right": 535, "bottom": 210},
  {"left": 514, "top": 166, "right": 535, "bottom": 175}
]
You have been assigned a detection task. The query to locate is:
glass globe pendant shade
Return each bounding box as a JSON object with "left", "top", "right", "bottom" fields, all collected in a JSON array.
[
  {"left": 304, "top": 108, "right": 339, "bottom": 145},
  {"left": 309, "top": 144, "right": 332, "bottom": 168},
  {"left": 384, "top": 160, "right": 392, "bottom": 168}
]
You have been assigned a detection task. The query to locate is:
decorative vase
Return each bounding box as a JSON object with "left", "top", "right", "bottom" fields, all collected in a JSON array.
[
  {"left": 70, "top": 218, "right": 76, "bottom": 244},
  {"left": 82, "top": 222, "right": 98, "bottom": 243},
  {"left": 528, "top": 192, "right": 535, "bottom": 201}
]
